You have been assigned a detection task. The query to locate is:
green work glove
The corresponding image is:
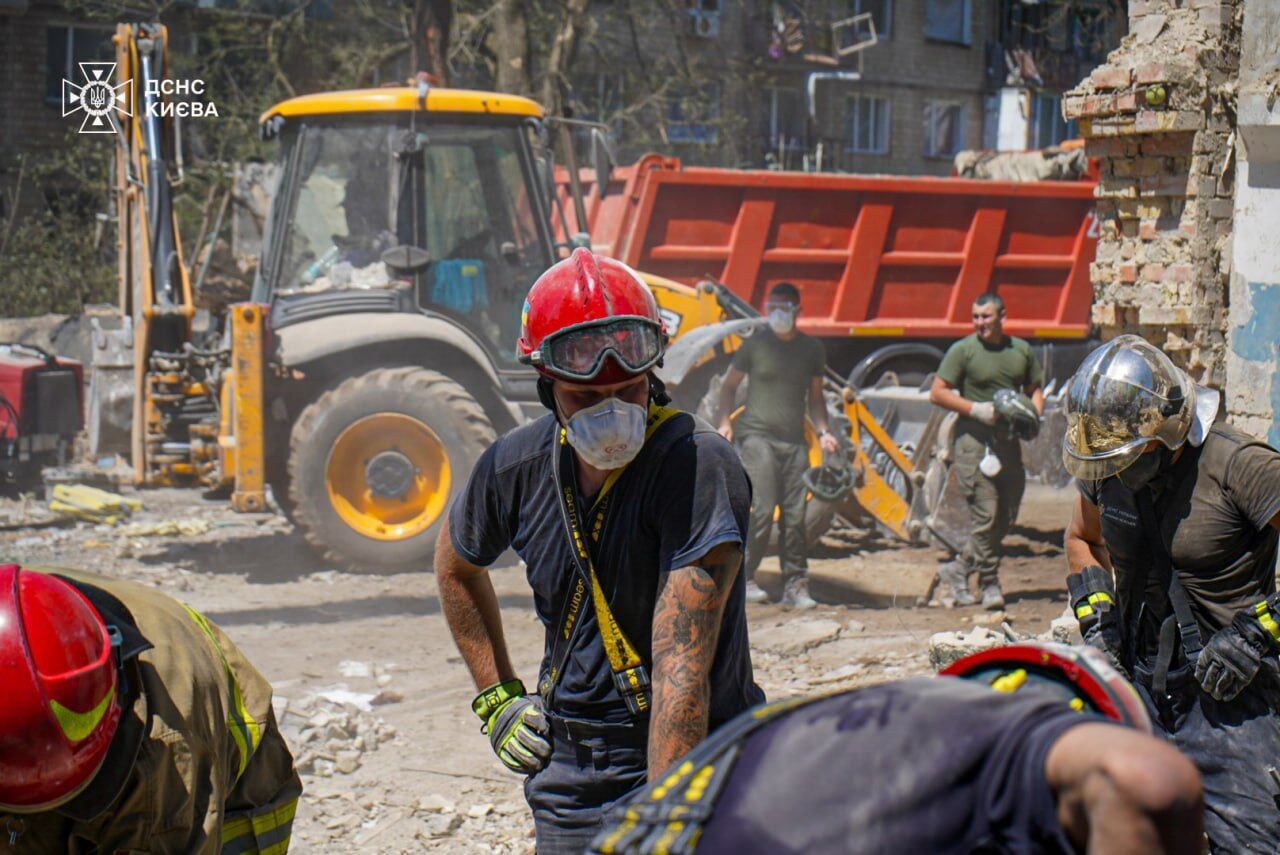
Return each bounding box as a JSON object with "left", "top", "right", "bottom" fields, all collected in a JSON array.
[
  {"left": 1195, "top": 600, "right": 1280, "bottom": 702},
  {"left": 472, "top": 679, "right": 551, "bottom": 775}
]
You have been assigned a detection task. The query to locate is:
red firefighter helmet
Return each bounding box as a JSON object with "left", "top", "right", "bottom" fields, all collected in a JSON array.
[
  {"left": 942, "top": 641, "right": 1151, "bottom": 732},
  {"left": 0, "top": 564, "right": 121, "bottom": 812},
  {"left": 517, "top": 248, "right": 666, "bottom": 386}
]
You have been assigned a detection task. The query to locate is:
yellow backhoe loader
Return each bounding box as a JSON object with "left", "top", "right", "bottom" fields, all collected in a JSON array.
[{"left": 91, "top": 22, "right": 923, "bottom": 572}]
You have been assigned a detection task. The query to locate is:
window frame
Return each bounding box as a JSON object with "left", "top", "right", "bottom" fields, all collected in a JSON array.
[
  {"left": 663, "top": 82, "right": 722, "bottom": 146},
  {"left": 44, "top": 24, "right": 115, "bottom": 106},
  {"left": 844, "top": 93, "right": 891, "bottom": 155},
  {"left": 923, "top": 0, "right": 971, "bottom": 46},
  {"left": 922, "top": 100, "right": 968, "bottom": 158},
  {"left": 848, "top": 0, "right": 892, "bottom": 40},
  {"left": 1029, "top": 91, "right": 1078, "bottom": 149}
]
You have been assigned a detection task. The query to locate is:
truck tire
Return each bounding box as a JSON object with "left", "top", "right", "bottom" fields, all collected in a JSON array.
[{"left": 287, "top": 367, "right": 495, "bottom": 572}]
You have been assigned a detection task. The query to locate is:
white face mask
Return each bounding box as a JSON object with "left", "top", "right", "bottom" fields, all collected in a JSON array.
[
  {"left": 767, "top": 309, "right": 795, "bottom": 335},
  {"left": 564, "top": 396, "right": 648, "bottom": 470}
]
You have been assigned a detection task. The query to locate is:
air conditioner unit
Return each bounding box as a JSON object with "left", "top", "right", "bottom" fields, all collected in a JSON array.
[
  {"left": 691, "top": 10, "right": 720, "bottom": 39},
  {"left": 688, "top": 0, "right": 721, "bottom": 39}
]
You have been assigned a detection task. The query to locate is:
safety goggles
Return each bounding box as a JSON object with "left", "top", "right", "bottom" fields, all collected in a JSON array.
[
  {"left": 522, "top": 316, "right": 664, "bottom": 381},
  {"left": 763, "top": 301, "right": 799, "bottom": 315}
]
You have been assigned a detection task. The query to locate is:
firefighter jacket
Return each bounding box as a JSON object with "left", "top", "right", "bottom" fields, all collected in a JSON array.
[{"left": 1, "top": 568, "right": 302, "bottom": 854}]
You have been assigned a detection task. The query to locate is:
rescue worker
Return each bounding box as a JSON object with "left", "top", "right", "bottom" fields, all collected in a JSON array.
[
  {"left": 930, "top": 293, "right": 1044, "bottom": 609},
  {"left": 1062, "top": 334, "right": 1280, "bottom": 851},
  {"left": 715, "top": 282, "right": 839, "bottom": 608},
  {"left": 437, "top": 248, "right": 764, "bottom": 852},
  {"left": 0, "top": 564, "right": 301, "bottom": 853},
  {"left": 590, "top": 642, "right": 1204, "bottom": 854}
]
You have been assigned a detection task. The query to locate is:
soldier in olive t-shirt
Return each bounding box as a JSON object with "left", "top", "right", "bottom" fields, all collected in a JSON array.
[
  {"left": 929, "top": 295, "right": 1044, "bottom": 610},
  {"left": 717, "top": 283, "right": 839, "bottom": 609}
]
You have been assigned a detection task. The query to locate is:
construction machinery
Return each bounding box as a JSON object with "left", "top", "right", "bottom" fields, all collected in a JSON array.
[
  {"left": 0, "top": 344, "right": 83, "bottom": 488},
  {"left": 89, "top": 21, "right": 1063, "bottom": 571}
]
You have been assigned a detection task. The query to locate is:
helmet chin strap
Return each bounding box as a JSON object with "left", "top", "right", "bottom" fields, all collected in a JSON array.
[{"left": 536, "top": 372, "right": 671, "bottom": 415}]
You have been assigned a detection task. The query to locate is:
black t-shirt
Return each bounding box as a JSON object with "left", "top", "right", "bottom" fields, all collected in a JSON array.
[
  {"left": 696, "top": 679, "right": 1091, "bottom": 854},
  {"left": 448, "top": 412, "right": 764, "bottom": 726},
  {"left": 1078, "top": 421, "right": 1280, "bottom": 660},
  {"left": 730, "top": 330, "right": 826, "bottom": 443}
]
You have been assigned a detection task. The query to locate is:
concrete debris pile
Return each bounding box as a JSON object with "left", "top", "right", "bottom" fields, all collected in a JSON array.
[
  {"left": 751, "top": 616, "right": 932, "bottom": 696},
  {"left": 276, "top": 691, "right": 398, "bottom": 779},
  {"left": 298, "top": 784, "right": 533, "bottom": 853},
  {"left": 928, "top": 608, "right": 1081, "bottom": 670}
]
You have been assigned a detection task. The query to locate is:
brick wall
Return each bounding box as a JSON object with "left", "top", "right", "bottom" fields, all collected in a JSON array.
[
  {"left": 1062, "top": 0, "right": 1242, "bottom": 381},
  {"left": 0, "top": 3, "right": 74, "bottom": 160}
]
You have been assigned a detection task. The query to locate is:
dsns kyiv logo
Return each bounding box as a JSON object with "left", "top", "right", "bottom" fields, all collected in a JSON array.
[{"left": 62, "top": 62, "right": 132, "bottom": 134}]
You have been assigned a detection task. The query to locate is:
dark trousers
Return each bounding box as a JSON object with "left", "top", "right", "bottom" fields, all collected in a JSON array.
[
  {"left": 952, "top": 432, "right": 1025, "bottom": 582},
  {"left": 738, "top": 432, "right": 809, "bottom": 581},
  {"left": 1134, "top": 666, "right": 1280, "bottom": 852},
  {"left": 524, "top": 719, "right": 648, "bottom": 853}
]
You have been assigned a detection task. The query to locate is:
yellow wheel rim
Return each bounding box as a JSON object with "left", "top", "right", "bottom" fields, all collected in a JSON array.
[{"left": 325, "top": 413, "right": 451, "bottom": 541}]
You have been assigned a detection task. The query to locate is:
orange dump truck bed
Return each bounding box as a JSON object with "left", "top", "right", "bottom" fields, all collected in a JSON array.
[{"left": 567, "top": 155, "right": 1097, "bottom": 343}]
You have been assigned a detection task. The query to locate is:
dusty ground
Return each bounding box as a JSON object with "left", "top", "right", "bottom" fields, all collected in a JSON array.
[{"left": 4, "top": 480, "right": 1074, "bottom": 852}]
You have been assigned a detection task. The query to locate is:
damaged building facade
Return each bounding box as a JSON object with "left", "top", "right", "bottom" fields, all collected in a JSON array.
[{"left": 1064, "top": 0, "right": 1280, "bottom": 442}]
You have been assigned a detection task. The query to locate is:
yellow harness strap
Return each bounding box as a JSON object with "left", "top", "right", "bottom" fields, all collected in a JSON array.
[{"left": 548, "top": 403, "right": 681, "bottom": 715}]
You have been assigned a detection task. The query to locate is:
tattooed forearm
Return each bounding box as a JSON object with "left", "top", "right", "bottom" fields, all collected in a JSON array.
[{"left": 648, "top": 541, "right": 741, "bottom": 779}]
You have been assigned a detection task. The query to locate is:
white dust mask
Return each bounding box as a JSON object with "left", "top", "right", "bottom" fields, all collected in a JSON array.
[
  {"left": 767, "top": 309, "right": 795, "bottom": 335},
  {"left": 564, "top": 397, "right": 647, "bottom": 470}
]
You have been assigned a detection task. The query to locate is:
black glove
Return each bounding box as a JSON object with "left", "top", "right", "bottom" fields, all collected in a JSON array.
[
  {"left": 1195, "top": 601, "right": 1280, "bottom": 702},
  {"left": 472, "top": 679, "right": 552, "bottom": 775},
  {"left": 1067, "top": 565, "right": 1125, "bottom": 672}
]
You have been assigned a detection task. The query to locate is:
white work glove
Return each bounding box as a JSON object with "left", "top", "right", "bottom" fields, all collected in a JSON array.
[{"left": 969, "top": 401, "right": 997, "bottom": 426}]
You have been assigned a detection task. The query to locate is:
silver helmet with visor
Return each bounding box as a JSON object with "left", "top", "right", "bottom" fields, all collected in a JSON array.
[{"left": 1062, "top": 335, "right": 1215, "bottom": 481}]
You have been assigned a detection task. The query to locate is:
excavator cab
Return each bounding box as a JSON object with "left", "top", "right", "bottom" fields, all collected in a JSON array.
[{"left": 255, "top": 94, "right": 556, "bottom": 371}]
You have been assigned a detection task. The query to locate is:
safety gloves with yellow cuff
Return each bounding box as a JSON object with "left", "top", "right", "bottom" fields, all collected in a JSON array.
[
  {"left": 1067, "top": 565, "right": 1125, "bottom": 673},
  {"left": 472, "top": 679, "right": 551, "bottom": 775},
  {"left": 1195, "top": 596, "right": 1280, "bottom": 702}
]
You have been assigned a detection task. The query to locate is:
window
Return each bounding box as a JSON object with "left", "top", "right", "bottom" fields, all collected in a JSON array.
[
  {"left": 765, "top": 87, "right": 806, "bottom": 156},
  {"left": 924, "top": 0, "right": 970, "bottom": 45},
  {"left": 1029, "top": 92, "right": 1077, "bottom": 149},
  {"left": 845, "top": 95, "right": 889, "bottom": 154},
  {"left": 846, "top": 0, "right": 891, "bottom": 38},
  {"left": 664, "top": 84, "right": 721, "bottom": 145},
  {"left": 568, "top": 73, "right": 625, "bottom": 147},
  {"left": 45, "top": 26, "right": 114, "bottom": 105},
  {"left": 923, "top": 101, "right": 966, "bottom": 157}
]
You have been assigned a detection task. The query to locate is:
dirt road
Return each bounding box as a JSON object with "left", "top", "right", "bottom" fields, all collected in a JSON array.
[{"left": 3, "top": 481, "right": 1074, "bottom": 852}]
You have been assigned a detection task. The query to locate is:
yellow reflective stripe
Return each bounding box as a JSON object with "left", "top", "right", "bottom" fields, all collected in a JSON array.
[
  {"left": 1256, "top": 602, "right": 1280, "bottom": 644},
  {"left": 596, "top": 807, "right": 640, "bottom": 854},
  {"left": 684, "top": 765, "right": 715, "bottom": 802},
  {"left": 222, "top": 815, "right": 252, "bottom": 847},
  {"left": 653, "top": 820, "right": 684, "bottom": 855},
  {"left": 49, "top": 689, "right": 114, "bottom": 743},
  {"left": 1076, "top": 592, "right": 1112, "bottom": 620},
  {"left": 183, "top": 604, "right": 264, "bottom": 782},
  {"left": 221, "top": 795, "right": 298, "bottom": 855}
]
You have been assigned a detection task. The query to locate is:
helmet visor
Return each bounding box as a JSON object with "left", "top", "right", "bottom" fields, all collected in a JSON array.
[
  {"left": 1061, "top": 341, "right": 1193, "bottom": 481},
  {"left": 540, "top": 317, "right": 663, "bottom": 381}
]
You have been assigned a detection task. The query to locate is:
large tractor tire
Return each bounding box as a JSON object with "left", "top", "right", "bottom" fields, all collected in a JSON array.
[{"left": 287, "top": 367, "right": 495, "bottom": 572}]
